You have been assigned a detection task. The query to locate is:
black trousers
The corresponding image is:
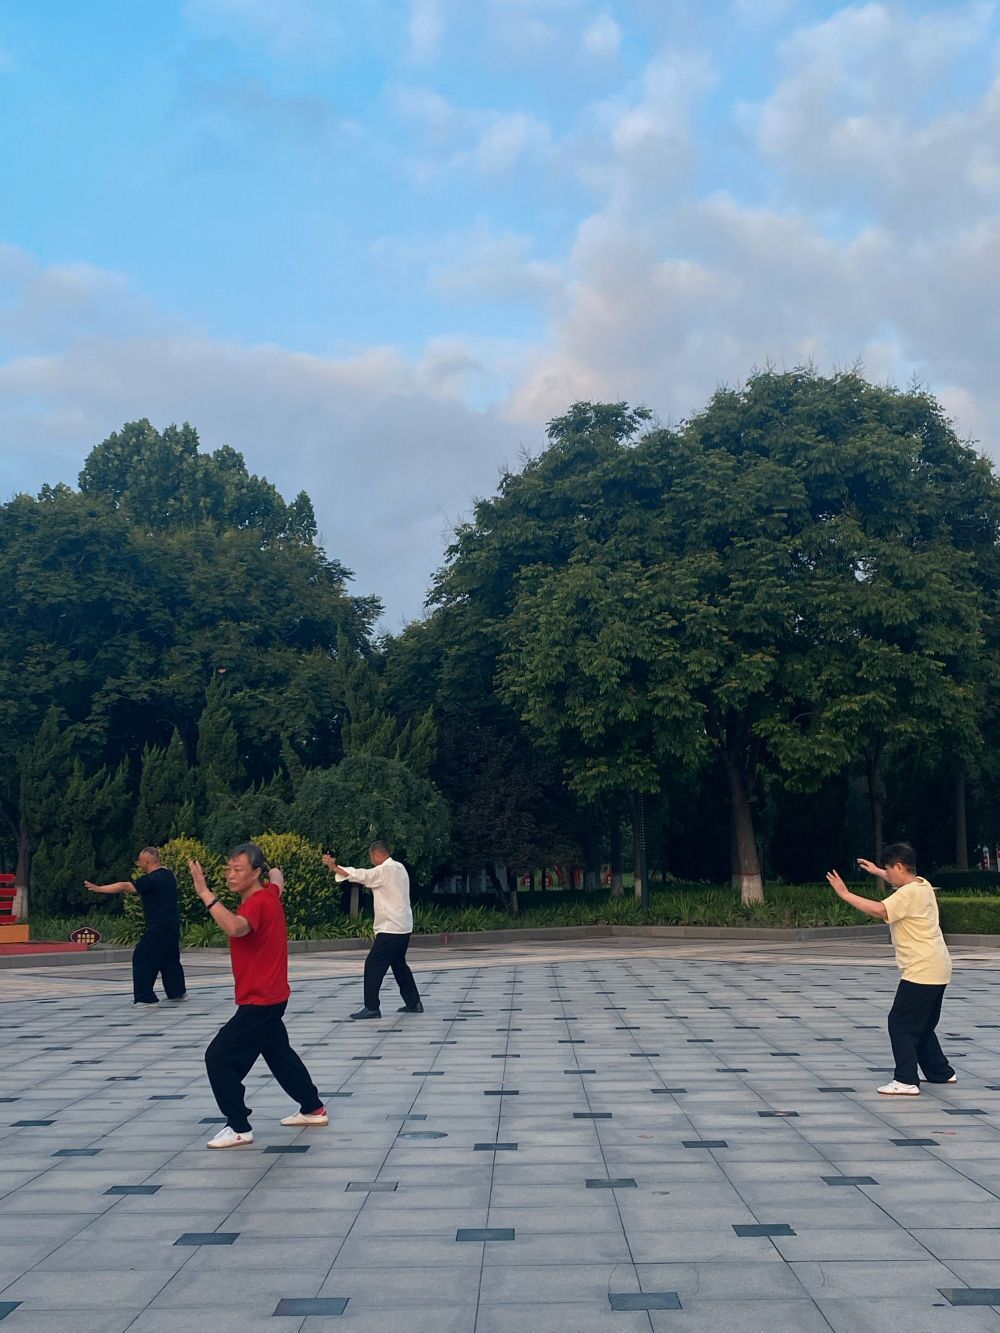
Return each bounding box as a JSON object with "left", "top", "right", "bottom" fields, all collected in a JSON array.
[
  {"left": 132, "top": 924, "right": 186, "bottom": 1003},
  {"left": 364, "top": 932, "right": 420, "bottom": 1011},
  {"left": 888, "top": 979, "right": 954, "bottom": 1086},
  {"left": 205, "top": 1002, "right": 321, "bottom": 1133}
]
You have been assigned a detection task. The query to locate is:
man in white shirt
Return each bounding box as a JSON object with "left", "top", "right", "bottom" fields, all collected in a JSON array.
[{"left": 323, "top": 841, "right": 423, "bottom": 1020}]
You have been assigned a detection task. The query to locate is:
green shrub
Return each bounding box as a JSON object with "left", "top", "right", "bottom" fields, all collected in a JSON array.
[
  {"left": 253, "top": 831, "right": 341, "bottom": 932},
  {"left": 934, "top": 870, "right": 1000, "bottom": 894},
  {"left": 938, "top": 897, "right": 1000, "bottom": 934}
]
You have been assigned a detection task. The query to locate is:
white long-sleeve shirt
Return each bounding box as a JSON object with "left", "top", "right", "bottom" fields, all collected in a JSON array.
[{"left": 340, "top": 858, "right": 413, "bottom": 934}]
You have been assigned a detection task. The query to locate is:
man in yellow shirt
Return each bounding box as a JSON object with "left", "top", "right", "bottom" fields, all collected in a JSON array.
[{"left": 827, "top": 841, "right": 955, "bottom": 1096}]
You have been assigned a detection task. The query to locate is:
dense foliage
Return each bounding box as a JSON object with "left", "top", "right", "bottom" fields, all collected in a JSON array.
[{"left": 6, "top": 369, "right": 1000, "bottom": 917}]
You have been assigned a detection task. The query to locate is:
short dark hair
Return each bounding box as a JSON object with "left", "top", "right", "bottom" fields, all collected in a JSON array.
[
  {"left": 369, "top": 839, "right": 390, "bottom": 856},
  {"left": 882, "top": 842, "right": 917, "bottom": 871},
  {"left": 229, "top": 842, "right": 269, "bottom": 879}
]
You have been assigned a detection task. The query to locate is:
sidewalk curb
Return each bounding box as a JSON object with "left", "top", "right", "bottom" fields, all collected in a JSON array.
[{"left": 6, "top": 921, "right": 997, "bottom": 972}]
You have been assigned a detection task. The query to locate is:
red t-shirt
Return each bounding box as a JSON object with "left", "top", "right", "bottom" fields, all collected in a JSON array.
[{"left": 229, "top": 884, "right": 291, "bottom": 1006}]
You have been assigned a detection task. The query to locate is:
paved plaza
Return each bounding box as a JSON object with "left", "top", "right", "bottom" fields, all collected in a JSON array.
[{"left": 3, "top": 935, "right": 1000, "bottom": 1331}]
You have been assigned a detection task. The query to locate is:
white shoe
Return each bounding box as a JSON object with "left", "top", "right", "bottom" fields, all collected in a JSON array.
[
  {"left": 944, "top": 1074, "right": 958, "bottom": 1084},
  {"left": 206, "top": 1126, "right": 254, "bottom": 1149},
  {"left": 877, "top": 1080, "right": 920, "bottom": 1096},
  {"left": 280, "top": 1108, "right": 329, "bottom": 1127}
]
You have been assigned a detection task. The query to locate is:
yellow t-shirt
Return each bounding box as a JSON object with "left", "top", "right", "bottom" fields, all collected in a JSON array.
[{"left": 883, "top": 876, "right": 952, "bottom": 985}]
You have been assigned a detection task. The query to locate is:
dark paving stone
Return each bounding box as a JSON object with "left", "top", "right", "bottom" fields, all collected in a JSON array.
[
  {"left": 106, "top": 1185, "right": 161, "bottom": 1195},
  {"left": 200, "top": 1117, "right": 227, "bottom": 1124},
  {"left": 274, "top": 1298, "right": 348, "bottom": 1316},
  {"left": 687, "top": 1039, "right": 713, "bottom": 1043},
  {"left": 0, "top": 1098, "right": 19, "bottom": 1103},
  {"left": 456, "top": 1228, "right": 514, "bottom": 1242},
  {"left": 559, "top": 1039, "right": 585, "bottom": 1043},
  {"left": 475, "top": 1143, "right": 518, "bottom": 1151},
  {"left": 758, "top": 1111, "right": 799, "bottom": 1118},
  {"left": 564, "top": 1069, "right": 597, "bottom": 1074},
  {"left": 53, "top": 1148, "right": 102, "bottom": 1157},
  {"left": 352, "top": 1056, "right": 381, "bottom": 1061},
  {"left": 574, "top": 1112, "right": 612, "bottom": 1119},
  {"left": 399, "top": 1131, "right": 447, "bottom": 1139},
  {"left": 264, "top": 1145, "right": 310, "bottom": 1154},
  {"left": 491, "top": 1053, "right": 520, "bottom": 1058},
  {"left": 939, "top": 1289, "right": 1000, "bottom": 1306},
  {"left": 0, "top": 1303, "right": 22, "bottom": 1322},
  {"left": 616, "top": 1026, "right": 640, "bottom": 1031},
  {"left": 174, "top": 1232, "right": 240, "bottom": 1245},
  {"left": 734, "top": 1223, "right": 795, "bottom": 1237},
  {"left": 11, "top": 1120, "right": 53, "bottom": 1127},
  {"left": 484, "top": 1090, "right": 519, "bottom": 1095},
  {"left": 389, "top": 1114, "right": 427, "bottom": 1121},
  {"left": 149, "top": 1094, "right": 186, "bottom": 1100},
  {"left": 652, "top": 1088, "right": 687, "bottom": 1094},
  {"left": 891, "top": 1138, "right": 940, "bottom": 1147},
  {"left": 823, "top": 1176, "right": 877, "bottom": 1186},
  {"left": 770, "top": 1052, "right": 800, "bottom": 1057},
  {"left": 945, "top": 1109, "right": 987, "bottom": 1115},
  {"left": 817, "top": 1086, "right": 856, "bottom": 1092},
  {"left": 609, "top": 1293, "right": 681, "bottom": 1311},
  {"left": 106, "top": 1076, "right": 141, "bottom": 1081},
  {"left": 684, "top": 1140, "right": 727, "bottom": 1148},
  {"left": 629, "top": 1052, "right": 661, "bottom": 1057},
  {"left": 587, "top": 1178, "right": 637, "bottom": 1189},
  {"left": 413, "top": 1070, "right": 445, "bottom": 1076},
  {"left": 717, "top": 1068, "right": 748, "bottom": 1073},
  {"left": 347, "top": 1181, "right": 397, "bottom": 1191}
]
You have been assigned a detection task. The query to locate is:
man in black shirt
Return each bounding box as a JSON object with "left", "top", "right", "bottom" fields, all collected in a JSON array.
[{"left": 85, "top": 847, "right": 187, "bottom": 1005}]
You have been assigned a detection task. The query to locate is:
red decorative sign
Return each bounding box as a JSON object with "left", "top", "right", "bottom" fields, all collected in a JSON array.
[{"left": 69, "top": 926, "right": 103, "bottom": 946}]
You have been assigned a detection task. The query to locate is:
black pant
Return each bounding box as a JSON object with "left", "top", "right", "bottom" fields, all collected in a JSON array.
[
  {"left": 132, "top": 924, "right": 186, "bottom": 1003},
  {"left": 364, "top": 932, "right": 420, "bottom": 1011},
  {"left": 888, "top": 980, "right": 954, "bottom": 1086},
  {"left": 205, "top": 1002, "right": 321, "bottom": 1133}
]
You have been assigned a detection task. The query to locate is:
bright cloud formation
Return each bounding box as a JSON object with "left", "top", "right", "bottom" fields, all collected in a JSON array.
[{"left": 3, "top": 2, "right": 1000, "bottom": 622}]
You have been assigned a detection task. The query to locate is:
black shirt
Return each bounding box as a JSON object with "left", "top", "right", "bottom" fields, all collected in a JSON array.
[{"left": 131, "top": 868, "right": 180, "bottom": 929}]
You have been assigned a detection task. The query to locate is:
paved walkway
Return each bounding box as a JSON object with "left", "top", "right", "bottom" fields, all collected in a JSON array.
[{"left": 2, "top": 936, "right": 1000, "bottom": 1331}]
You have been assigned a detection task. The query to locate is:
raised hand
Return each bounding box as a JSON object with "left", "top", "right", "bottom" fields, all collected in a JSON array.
[
  {"left": 856, "top": 858, "right": 884, "bottom": 879},
  {"left": 826, "top": 869, "right": 849, "bottom": 897},
  {"left": 188, "top": 860, "right": 209, "bottom": 895}
]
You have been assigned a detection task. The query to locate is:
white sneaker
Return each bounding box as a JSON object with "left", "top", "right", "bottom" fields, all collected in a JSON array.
[
  {"left": 877, "top": 1080, "right": 920, "bottom": 1096},
  {"left": 280, "top": 1108, "right": 329, "bottom": 1127},
  {"left": 206, "top": 1126, "right": 254, "bottom": 1149},
  {"left": 944, "top": 1074, "right": 958, "bottom": 1084}
]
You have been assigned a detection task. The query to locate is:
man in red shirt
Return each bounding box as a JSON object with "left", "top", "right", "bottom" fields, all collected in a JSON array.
[{"left": 190, "top": 843, "right": 326, "bottom": 1149}]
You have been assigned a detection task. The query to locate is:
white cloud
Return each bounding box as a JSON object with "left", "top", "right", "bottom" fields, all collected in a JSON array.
[
  {"left": 744, "top": 2, "right": 1000, "bottom": 228},
  {"left": 428, "top": 227, "right": 564, "bottom": 304},
  {"left": 392, "top": 86, "right": 554, "bottom": 176},
  {"left": 583, "top": 13, "right": 622, "bottom": 56},
  {"left": 182, "top": 0, "right": 348, "bottom": 60},
  {"left": 0, "top": 249, "right": 527, "bottom": 626},
  {"left": 408, "top": 0, "right": 444, "bottom": 60}
]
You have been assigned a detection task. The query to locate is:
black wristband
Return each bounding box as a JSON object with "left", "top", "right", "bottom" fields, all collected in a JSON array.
[{"left": 205, "top": 896, "right": 220, "bottom": 911}]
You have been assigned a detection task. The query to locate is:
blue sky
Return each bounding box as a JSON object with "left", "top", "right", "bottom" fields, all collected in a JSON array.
[{"left": 2, "top": 1, "right": 1000, "bottom": 623}]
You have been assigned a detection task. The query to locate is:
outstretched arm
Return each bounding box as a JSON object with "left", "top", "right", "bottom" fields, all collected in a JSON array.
[
  {"left": 322, "top": 855, "right": 382, "bottom": 891},
  {"left": 826, "top": 870, "right": 889, "bottom": 921},
  {"left": 84, "top": 880, "right": 135, "bottom": 895},
  {"left": 857, "top": 858, "right": 891, "bottom": 883}
]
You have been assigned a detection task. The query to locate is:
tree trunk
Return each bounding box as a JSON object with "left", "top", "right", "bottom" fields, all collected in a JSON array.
[
  {"left": 955, "top": 766, "right": 969, "bottom": 871},
  {"left": 505, "top": 866, "right": 519, "bottom": 917},
  {"left": 583, "top": 803, "right": 599, "bottom": 890},
  {"left": 15, "top": 818, "right": 30, "bottom": 921},
  {"left": 349, "top": 883, "right": 360, "bottom": 918},
  {"left": 610, "top": 803, "right": 623, "bottom": 897},
  {"left": 631, "top": 792, "right": 648, "bottom": 903},
  {"left": 866, "top": 751, "right": 885, "bottom": 862},
  {"left": 723, "top": 750, "right": 763, "bottom": 905}
]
